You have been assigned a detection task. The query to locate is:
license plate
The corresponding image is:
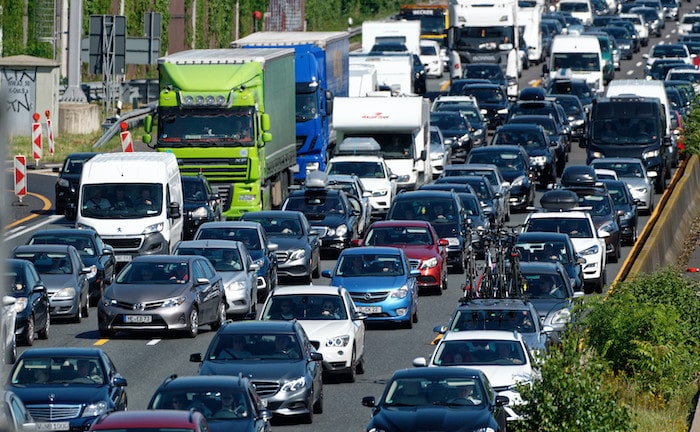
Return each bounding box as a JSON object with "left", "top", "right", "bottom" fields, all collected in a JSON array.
[
  {"left": 115, "top": 255, "right": 132, "bottom": 262},
  {"left": 357, "top": 306, "right": 382, "bottom": 314},
  {"left": 36, "top": 423, "right": 69, "bottom": 431},
  {"left": 124, "top": 315, "right": 152, "bottom": 323}
]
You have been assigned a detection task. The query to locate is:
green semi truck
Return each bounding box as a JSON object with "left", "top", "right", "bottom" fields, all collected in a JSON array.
[{"left": 143, "top": 48, "right": 297, "bottom": 219}]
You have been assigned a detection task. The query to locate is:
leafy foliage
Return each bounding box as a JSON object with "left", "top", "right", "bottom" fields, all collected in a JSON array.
[{"left": 682, "top": 98, "right": 700, "bottom": 158}]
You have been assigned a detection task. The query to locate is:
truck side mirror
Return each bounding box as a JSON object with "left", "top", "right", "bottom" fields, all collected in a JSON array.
[
  {"left": 326, "top": 92, "right": 334, "bottom": 115},
  {"left": 420, "top": 150, "right": 427, "bottom": 161},
  {"left": 262, "top": 131, "right": 272, "bottom": 143},
  {"left": 168, "top": 202, "right": 181, "bottom": 219},
  {"left": 261, "top": 113, "right": 271, "bottom": 132}
]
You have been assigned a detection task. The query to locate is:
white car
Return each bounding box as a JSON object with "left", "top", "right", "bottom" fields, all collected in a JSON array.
[
  {"left": 413, "top": 330, "right": 539, "bottom": 421},
  {"left": 429, "top": 126, "right": 450, "bottom": 179},
  {"left": 259, "top": 285, "right": 367, "bottom": 382},
  {"left": 431, "top": 95, "right": 480, "bottom": 114},
  {"left": 619, "top": 13, "right": 649, "bottom": 46},
  {"left": 419, "top": 40, "right": 444, "bottom": 78},
  {"left": 678, "top": 12, "right": 700, "bottom": 35},
  {"left": 643, "top": 43, "right": 693, "bottom": 71},
  {"left": 326, "top": 155, "right": 397, "bottom": 218},
  {"left": 173, "top": 239, "right": 259, "bottom": 318},
  {"left": 590, "top": 158, "right": 656, "bottom": 214},
  {"left": 522, "top": 210, "right": 608, "bottom": 293}
]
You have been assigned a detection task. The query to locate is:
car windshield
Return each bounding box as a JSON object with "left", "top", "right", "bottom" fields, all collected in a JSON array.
[
  {"left": 431, "top": 114, "right": 469, "bottom": 131},
  {"left": 382, "top": 377, "right": 485, "bottom": 407},
  {"left": 29, "top": 235, "right": 97, "bottom": 258},
  {"left": 195, "top": 228, "right": 261, "bottom": 250},
  {"left": 591, "top": 118, "right": 659, "bottom": 145},
  {"left": 516, "top": 241, "right": 570, "bottom": 264},
  {"left": 522, "top": 273, "right": 569, "bottom": 299},
  {"left": 327, "top": 161, "right": 386, "bottom": 179},
  {"left": 579, "top": 194, "right": 613, "bottom": 217},
  {"left": 449, "top": 308, "right": 536, "bottom": 333},
  {"left": 593, "top": 162, "right": 644, "bottom": 178},
  {"left": 336, "top": 254, "right": 404, "bottom": 276},
  {"left": 116, "top": 261, "right": 190, "bottom": 284},
  {"left": 606, "top": 185, "right": 630, "bottom": 205},
  {"left": 206, "top": 333, "right": 302, "bottom": 361},
  {"left": 243, "top": 217, "right": 301, "bottom": 237},
  {"left": 468, "top": 152, "right": 525, "bottom": 172},
  {"left": 13, "top": 252, "right": 72, "bottom": 275},
  {"left": 283, "top": 195, "right": 343, "bottom": 217},
  {"left": 434, "top": 339, "right": 526, "bottom": 366},
  {"left": 493, "top": 129, "right": 547, "bottom": 149},
  {"left": 175, "top": 247, "right": 243, "bottom": 272},
  {"left": 10, "top": 356, "right": 105, "bottom": 385},
  {"left": 261, "top": 295, "right": 348, "bottom": 320},
  {"left": 526, "top": 217, "right": 594, "bottom": 238},
  {"left": 365, "top": 226, "right": 433, "bottom": 246},
  {"left": 182, "top": 178, "right": 208, "bottom": 202},
  {"left": 150, "top": 389, "right": 251, "bottom": 420}
]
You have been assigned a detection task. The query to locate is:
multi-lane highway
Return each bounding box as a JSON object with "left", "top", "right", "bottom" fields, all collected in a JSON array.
[{"left": 0, "top": 17, "right": 685, "bottom": 430}]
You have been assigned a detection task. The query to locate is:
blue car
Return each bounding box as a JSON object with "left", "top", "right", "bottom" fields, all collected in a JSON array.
[{"left": 322, "top": 246, "right": 419, "bottom": 328}]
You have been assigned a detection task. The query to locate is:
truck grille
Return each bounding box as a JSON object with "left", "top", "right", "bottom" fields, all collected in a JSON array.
[
  {"left": 104, "top": 237, "right": 142, "bottom": 249},
  {"left": 252, "top": 380, "right": 280, "bottom": 397},
  {"left": 28, "top": 404, "right": 82, "bottom": 421},
  {"left": 179, "top": 160, "right": 250, "bottom": 181}
]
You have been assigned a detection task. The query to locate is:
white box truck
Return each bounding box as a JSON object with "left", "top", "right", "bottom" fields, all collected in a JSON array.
[
  {"left": 333, "top": 95, "right": 431, "bottom": 190},
  {"left": 362, "top": 20, "right": 422, "bottom": 54},
  {"left": 76, "top": 152, "right": 184, "bottom": 264}
]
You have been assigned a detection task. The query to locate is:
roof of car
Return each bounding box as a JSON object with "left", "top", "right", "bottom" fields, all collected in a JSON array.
[
  {"left": 527, "top": 210, "right": 590, "bottom": 219},
  {"left": 455, "top": 297, "right": 534, "bottom": 310},
  {"left": 327, "top": 155, "right": 386, "bottom": 163},
  {"left": 13, "top": 244, "right": 76, "bottom": 253},
  {"left": 469, "top": 144, "right": 527, "bottom": 155},
  {"left": 590, "top": 157, "right": 646, "bottom": 164},
  {"left": 444, "top": 163, "right": 500, "bottom": 172},
  {"left": 125, "top": 255, "right": 203, "bottom": 264},
  {"left": 269, "top": 285, "right": 343, "bottom": 296},
  {"left": 496, "top": 123, "right": 547, "bottom": 132},
  {"left": 393, "top": 190, "right": 459, "bottom": 200},
  {"left": 390, "top": 366, "right": 486, "bottom": 380},
  {"left": 17, "top": 347, "right": 106, "bottom": 358},
  {"left": 441, "top": 329, "right": 523, "bottom": 342},
  {"left": 175, "top": 239, "right": 245, "bottom": 249},
  {"left": 218, "top": 320, "right": 299, "bottom": 334},
  {"left": 369, "top": 220, "right": 433, "bottom": 229},
  {"left": 30, "top": 228, "right": 97, "bottom": 238},
  {"left": 198, "top": 221, "right": 262, "bottom": 230},
  {"left": 519, "top": 261, "right": 567, "bottom": 275},
  {"left": 516, "top": 232, "right": 573, "bottom": 242},
  {"left": 240, "top": 210, "right": 304, "bottom": 219},
  {"left": 339, "top": 246, "right": 404, "bottom": 256},
  {"left": 156, "top": 374, "right": 250, "bottom": 391}
]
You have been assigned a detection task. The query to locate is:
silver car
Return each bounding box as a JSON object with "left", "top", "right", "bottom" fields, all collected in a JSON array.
[
  {"left": 98, "top": 255, "right": 226, "bottom": 338},
  {"left": 590, "top": 158, "right": 656, "bottom": 214},
  {"left": 2, "top": 296, "right": 17, "bottom": 364},
  {"left": 173, "top": 240, "right": 259, "bottom": 319}
]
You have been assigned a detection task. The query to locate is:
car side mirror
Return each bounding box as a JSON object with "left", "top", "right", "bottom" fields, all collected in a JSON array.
[
  {"left": 354, "top": 311, "right": 368, "bottom": 320},
  {"left": 495, "top": 395, "right": 510, "bottom": 407},
  {"left": 249, "top": 263, "right": 260, "bottom": 272},
  {"left": 390, "top": 174, "right": 399, "bottom": 181},
  {"left": 112, "top": 375, "right": 128, "bottom": 387},
  {"left": 102, "top": 247, "right": 114, "bottom": 255},
  {"left": 189, "top": 353, "right": 203, "bottom": 363},
  {"left": 195, "top": 277, "right": 210, "bottom": 286},
  {"left": 321, "top": 269, "right": 332, "bottom": 278},
  {"left": 260, "top": 409, "right": 273, "bottom": 422},
  {"left": 310, "top": 352, "right": 323, "bottom": 362},
  {"left": 268, "top": 243, "right": 278, "bottom": 252},
  {"left": 433, "top": 325, "right": 447, "bottom": 334},
  {"left": 362, "top": 396, "right": 376, "bottom": 408},
  {"left": 412, "top": 357, "right": 428, "bottom": 367},
  {"left": 33, "top": 284, "right": 46, "bottom": 294}
]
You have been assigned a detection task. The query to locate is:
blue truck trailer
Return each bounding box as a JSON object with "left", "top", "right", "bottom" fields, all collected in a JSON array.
[{"left": 231, "top": 32, "right": 350, "bottom": 183}]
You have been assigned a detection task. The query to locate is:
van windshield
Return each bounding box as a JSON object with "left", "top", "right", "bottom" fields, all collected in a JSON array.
[
  {"left": 591, "top": 118, "right": 659, "bottom": 144},
  {"left": 80, "top": 184, "right": 164, "bottom": 219},
  {"left": 552, "top": 53, "right": 600, "bottom": 71}
]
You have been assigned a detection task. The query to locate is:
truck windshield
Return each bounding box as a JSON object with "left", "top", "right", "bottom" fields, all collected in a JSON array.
[
  {"left": 454, "top": 26, "right": 515, "bottom": 51},
  {"left": 296, "top": 89, "right": 318, "bottom": 122},
  {"left": 158, "top": 109, "right": 255, "bottom": 147},
  {"left": 591, "top": 118, "right": 659, "bottom": 144},
  {"left": 552, "top": 53, "right": 600, "bottom": 71},
  {"left": 81, "top": 183, "right": 163, "bottom": 219}
]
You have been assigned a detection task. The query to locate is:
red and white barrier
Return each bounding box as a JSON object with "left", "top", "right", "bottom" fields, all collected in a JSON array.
[
  {"left": 120, "top": 122, "right": 133, "bottom": 152},
  {"left": 31, "top": 113, "right": 42, "bottom": 162},
  {"left": 14, "top": 155, "right": 26, "bottom": 199},
  {"left": 45, "top": 110, "right": 55, "bottom": 156}
]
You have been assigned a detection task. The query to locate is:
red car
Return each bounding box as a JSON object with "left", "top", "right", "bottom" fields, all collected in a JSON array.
[
  {"left": 354, "top": 220, "right": 449, "bottom": 294},
  {"left": 89, "top": 410, "right": 209, "bottom": 432}
]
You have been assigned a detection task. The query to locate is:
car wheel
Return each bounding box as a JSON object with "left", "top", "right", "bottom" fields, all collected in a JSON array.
[
  {"left": 356, "top": 354, "right": 366, "bottom": 375},
  {"left": 73, "top": 301, "right": 83, "bottom": 324},
  {"left": 82, "top": 295, "right": 90, "bottom": 318},
  {"left": 211, "top": 302, "right": 226, "bottom": 330},
  {"left": 38, "top": 313, "right": 49, "bottom": 340},
  {"left": 454, "top": 252, "right": 465, "bottom": 274},
  {"left": 313, "top": 387, "right": 324, "bottom": 414},
  {"left": 412, "top": 306, "right": 418, "bottom": 324},
  {"left": 186, "top": 308, "right": 199, "bottom": 338},
  {"left": 5, "top": 337, "right": 16, "bottom": 365},
  {"left": 24, "top": 315, "right": 35, "bottom": 346},
  {"left": 312, "top": 256, "right": 321, "bottom": 278},
  {"left": 402, "top": 313, "right": 414, "bottom": 329},
  {"left": 347, "top": 350, "right": 357, "bottom": 383}
]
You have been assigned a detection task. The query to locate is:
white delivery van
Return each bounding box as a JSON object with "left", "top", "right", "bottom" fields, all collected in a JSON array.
[
  {"left": 557, "top": 0, "right": 594, "bottom": 26},
  {"left": 546, "top": 35, "right": 604, "bottom": 95},
  {"left": 605, "top": 79, "right": 670, "bottom": 138},
  {"left": 76, "top": 152, "right": 184, "bottom": 264}
]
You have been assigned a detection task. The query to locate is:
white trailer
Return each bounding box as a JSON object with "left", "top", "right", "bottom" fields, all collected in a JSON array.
[
  {"left": 362, "top": 20, "right": 422, "bottom": 54},
  {"left": 333, "top": 95, "right": 432, "bottom": 190},
  {"left": 349, "top": 64, "right": 378, "bottom": 97},
  {"left": 349, "top": 53, "right": 414, "bottom": 95},
  {"left": 518, "top": 0, "right": 544, "bottom": 64}
]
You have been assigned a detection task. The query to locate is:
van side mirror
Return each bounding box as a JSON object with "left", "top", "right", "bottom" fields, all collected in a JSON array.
[
  {"left": 168, "top": 202, "right": 181, "bottom": 219},
  {"left": 542, "top": 63, "right": 549, "bottom": 74}
]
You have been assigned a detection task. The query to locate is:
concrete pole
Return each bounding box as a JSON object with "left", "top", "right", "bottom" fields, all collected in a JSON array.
[
  {"left": 191, "top": 0, "right": 197, "bottom": 48},
  {"left": 60, "top": 0, "right": 68, "bottom": 78},
  {"left": 60, "top": 0, "right": 87, "bottom": 102}
]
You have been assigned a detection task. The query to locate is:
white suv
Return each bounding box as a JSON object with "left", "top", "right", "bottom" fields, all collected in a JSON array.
[
  {"left": 522, "top": 210, "right": 608, "bottom": 293},
  {"left": 326, "top": 155, "right": 397, "bottom": 218}
]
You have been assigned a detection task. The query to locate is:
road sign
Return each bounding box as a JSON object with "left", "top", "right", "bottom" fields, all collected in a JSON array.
[{"left": 14, "top": 155, "right": 26, "bottom": 198}]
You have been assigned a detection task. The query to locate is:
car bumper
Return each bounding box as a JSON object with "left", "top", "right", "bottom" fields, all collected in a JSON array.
[
  {"left": 351, "top": 296, "right": 413, "bottom": 323},
  {"left": 260, "top": 386, "right": 314, "bottom": 417},
  {"left": 97, "top": 304, "right": 194, "bottom": 333},
  {"left": 580, "top": 254, "right": 603, "bottom": 280},
  {"left": 49, "top": 297, "right": 79, "bottom": 317},
  {"left": 318, "top": 346, "right": 353, "bottom": 373},
  {"left": 224, "top": 288, "right": 254, "bottom": 316}
]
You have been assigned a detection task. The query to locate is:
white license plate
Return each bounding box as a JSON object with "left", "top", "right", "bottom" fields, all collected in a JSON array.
[
  {"left": 124, "top": 315, "right": 152, "bottom": 323},
  {"left": 357, "top": 306, "right": 382, "bottom": 314},
  {"left": 115, "top": 255, "right": 132, "bottom": 262},
  {"left": 36, "top": 423, "right": 69, "bottom": 431}
]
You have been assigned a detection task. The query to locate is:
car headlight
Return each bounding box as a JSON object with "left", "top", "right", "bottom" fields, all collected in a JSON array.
[
  {"left": 288, "top": 248, "right": 306, "bottom": 261},
  {"left": 591, "top": 151, "right": 604, "bottom": 159},
  {"left": 85, "top": 264, "right": 97, "bottom": 280},
  {"left": 336, "top": 224, "right": 348, "bottom": 237},
  {"left": 619, "top": 211, "right": 634, "bottom": 221},
  {"left": 102, "top": 296, "right": 116, "bottom": 307},
  {"left": 472, "top": 428, "right": 497, "bottom": 432},
  {"left": 281, "top": 376, "right": 307, "bottom": 392},
  {"left": 226, "top": 280, "right": 246, "bottom": 291},
  {"left": 53, "top": 287, "right": 76, "bottom": 299},
  {"left": 443, "top": 138, "right": 454, "bottom": 146},
  {"left": 530, "top": 156, "right": 547, "bottom": 166},
  {"left": 161, "top": 296, "right": 186, "bottom": 308},
  {"left": 579, "top": 244, "right": 600, "bottom": 256},
  {"left": 632, "top": 187, "right": 647, "bottom": 194},
  {"left": 396, "top": 175, "right": 410, "bottom": 183},
  {"left": 643, "top": 149, "right": 659, "bottom": 159},
  {"left": 549, "top": 308, "right": 572, "bottom": 326},
  {"left": 431, "top": 153, "right": 442, "bottom": 161},
  {"left": 326, "top": 335, "right": 350, "bottom": 347},
  {"left": 142, "top": 222, "right": 164, "bottom": 234},
  {"left": 420, "top": 257, "right": 438, "bottom": 269},
  {"left": 57, "top": 178, "right": 70, "bottom": 188},
  {"left": 254, "top": 258, "right": 265, "bottom": 268},
  {"left": 82, "top": 400, "right": 110, "bottom": 417},
  {"left": 390, "top": 285, "right": 409, "bottom": 299},
  {"left": 190, "top": 206, "right": 209, "bottom": 219},
  {"left": 511, "top": 175, "right": 525, "bottom": 187},
  {"left": 373, "top": 190, "right": 388, "bottom": 197},
  {"left": 14, "top": 297, "right": 28, "bottom": 313},
  {"left": 599, "top": 220, "right": 616, "bottom": 233},
  {"left": 77, "top": 223, "right": 96, "bottom": 231},
  {"left": 497, "top": 108, "right": 509, "bottom": 114}
]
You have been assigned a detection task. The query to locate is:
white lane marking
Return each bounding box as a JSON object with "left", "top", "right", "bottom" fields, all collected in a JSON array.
[
  {"left": 636, "top": 61, "right": 643, "bottom": 67},
  {"left": 626, "top": 70, "right": 635, "bottom": 75},
  {"left": 147, "top": 339, "right": 161, "bottom": 346},
  {"left": 4, "top": 215, "right": 63, "bottom": 241}
]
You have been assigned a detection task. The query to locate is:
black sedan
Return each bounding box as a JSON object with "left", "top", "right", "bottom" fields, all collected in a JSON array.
[
  {"left": 189, "top": 320, "right": 323, "bottom": 424},
  {"left": 361, "top": 367, "right": 508, "bottom": 432},
  {"left": 181, "top": 174, "right": 223, "bottom": 240},
  {"left": 147, "top": 374, "right": 271, "bottom": 432},
  {"left": 507, "top": 115, "right": 567, "bottom": 176},
  {"left": 6, "top": 347, "right": 128, "bottom": 431},
  {"left": 461, "top": 83, "right": 510, "bottom": 130},
  {"left": 430, "top": 111, "right": 474, "bottom": 163},
  {"left": 515, "top": 232, "right": 585, "bottom": 293},
  {"left": 53, "top": 152, "right": 98, "bottom": 220},
  {"left": 240, "top": 210, "right": 321, "bottom": 283},
  {"left": 601, "top": 179, "right": 639, "bottom": 245},
  {"left": 26, "top": 228, "right": 116, "bottom": 306},
  {"left": 5, "top": 259, "right": 50, "bottom": 346},
  {"left": 492, "top": 124, "right": 557, "bottom": 187}
]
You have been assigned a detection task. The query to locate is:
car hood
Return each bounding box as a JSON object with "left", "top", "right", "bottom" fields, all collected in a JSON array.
[
  {"left": 105, "top": 283, "right": 189, "bottom": 303},
  {"left": 331, "top": 275, "right": 406, "bottom": 290},
  {"left": 499, "top": 170, "right": 528, "bottom": 183},
  {"left": 199, "top": 360, "right": 308, "bottom": 382},
  {"left": 462, "top": 365, "right": 535, "bottom": 389},
  {"left": 11, "top": 385, "right": 110, "bottom": 405},
  {"left": 384, "top": 245, "right": 439, "bottom": 260},
  {"left": 265, "top": 236, "right": 307, "bottom": 252},
  {"left": 526, "top": 298, "right": 570, "bottom": 318},
  {"left": 298, "top": 320, "right": 355, "bottom": 342},
  {"left": 219, "top": 270, "right": 249, "bottom": 286},
  {"left": 306, "top": 213, "right": 346, "bottom": 226},
  {"left": 207, "top": 418, "right": 251, "bottom": 432},
  {"left": 358, "top": 178, "right": 391, "bottom": 193},
  {"left": 440, "top": 129, "right": 470, "bottom": 140},
  {"left": 570, "top": 237, "right": 603, "bottom": 253},
  {"left": 41, "top": 274, "right": 79, "bottom": 292},
  {"left": 620, "top": 176, "right": 650, "bottom": 189},
  {"left": 370, "top": 405, "right": 496, "bottom": 431},
  {"left": 183, "top": 200, "right": 209, "bottom": 211}
]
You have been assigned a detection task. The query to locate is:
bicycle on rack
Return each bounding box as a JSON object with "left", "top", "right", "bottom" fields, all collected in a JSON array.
[
  {"left": 466, "top": 225, "right": 526, "bottom": 299},
  {"left": 461, "top": 225, "right": 480, "bottom": 299}
]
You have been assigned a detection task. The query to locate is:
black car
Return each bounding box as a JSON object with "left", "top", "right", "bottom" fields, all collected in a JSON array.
[
  {"left": 182, "top": 174, "right": 223, "bottom": 240},
  {"left": 430, "top": 111, "right": 474, "bottom": 162},
  {"left": 645, "top": 59, "right": 687, "bottom": 80},
  {"left": 147, "top": 374, "right": 272, "bottom": 432},
  {"left": 545, "top": 77, "right": 596, "bottom": 112},
  {"left": 492, "top": 123, "right": 557, "bottom": 186},
  {"left": 446, "top": 78, "right": 491, "bottom": 95},
  {"left": 507, "top": 115, "right": 567, "bottom": 176},
  {"left": 27, "top": 228, "right": 116, "bottom": 306},
  {"left": 361, "top": 367, "right": 508, "bottom": 432},
  {"left": 281, "top": 176, "right": 361, "bottom": 258},
  {"left": 411, "top": 53, "right": 427, "bottom": 95},
  {"left": 465, "top": 145, "right": 535, "bottom": 212},
  {"left": 240, "top": 210, "right": 321, "bottom": 282},
  {"left": 601, "top": 179, "right": 639, "bottom": 245},
  {"left": 507, "top": 98, "right": 570, "bottom": 142},
  {"left": 434, "top": 175, "right": 503, "bottom": 226},
  {"left": 386, "top": 190, "right": 469, "bottom": 273},
  {"left": 603, "top": 26, "right": 634, "bottom": 59},
  {"left": 550, "top": 94, "right": 588, "bottom": 147},
  {"left": 7, "top": 347, "right": 128, "bottom": 431},
  {"left": 462, "top": 63, "right": 511, "bottom": 95},
  {"left": 5, "top": 259, "right": 50, "bottom": 346},
  {"left": 460, "top": 83, "right": 510, "bottom": 130},
  {"left": 54, "top": 152, "right": 98, "bottom": 220},
  {"left": 189, "top": 320, "right": 323, "bottom": 424},
  {"left": 515, "top": 231, "right": 585, "bottom": 293},
  {"left": 560, "top": 164, "right": 599, "bottom": 188}
]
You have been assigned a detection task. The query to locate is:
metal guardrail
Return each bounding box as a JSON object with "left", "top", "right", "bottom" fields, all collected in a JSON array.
[{"left": 92, "top": 103, "right": 157, "bottom": 149}]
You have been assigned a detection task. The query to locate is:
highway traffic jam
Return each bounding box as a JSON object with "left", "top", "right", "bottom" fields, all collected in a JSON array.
[{"left": 2, "top": 0, "right": 697, "bottom": 430}]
